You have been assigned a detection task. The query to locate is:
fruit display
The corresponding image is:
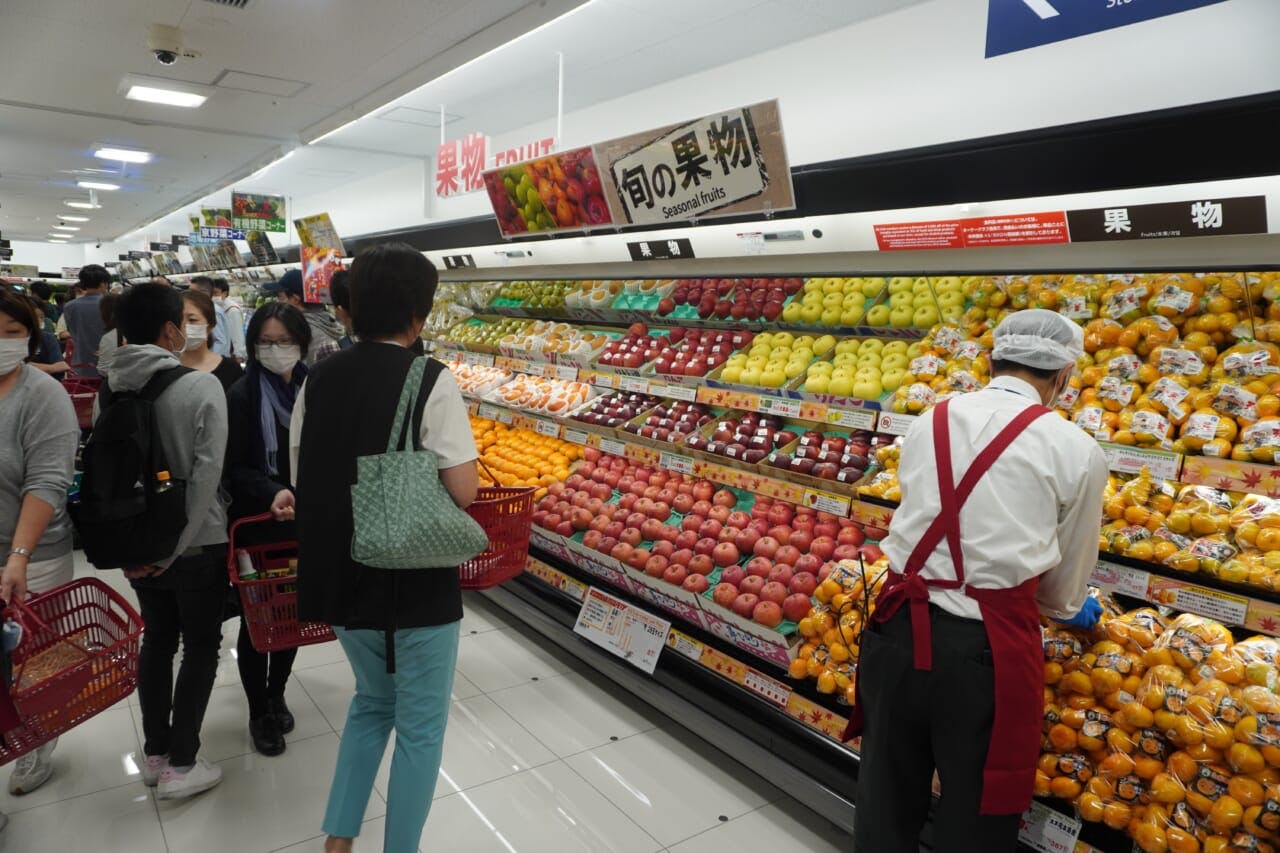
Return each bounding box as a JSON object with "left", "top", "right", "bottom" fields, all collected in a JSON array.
[
  {"left": 657, "top": 277, "right": 803, "bottom": 321},
  {"left": 497, "top": 319, "right": 615, "bottom": 360},
  {"left": 718, "top": 331, "right": 834, "bottom": 388},
  {"left": 804, "top": 337, "right": 922, "bottom": 400},
  {"left": 595, "top": 322, "right": 672, "bottom": 369},
  {"left": 651, "top": 327, "right": 752, "bottom": 378},
  {"left": 470, "top": 416, "right": 582, "bottom": 497},
  {"left": 483, "top": 148, "right": 612, "bottom": 234},
  {"left": 765, "top": 428, "right": 878, "bottom": 485},
  {"left": 571, "top": 391, "right": 662, "bottom": 429},
  {"left": 685, "top": 410, "right": 797, "bottom": 465},
  {"left": 620, "top": 400, "right": 714, "bottom": 444},
  {"left": 780, "top": 277, "right": 884, "bottom": 327},
  {"left": 485, "top": 373, "right": 596, "bottom": 416},
  {"left": 440, "top": 316, "right": 530, "bottom": 349},
  {"left": 445, "top": 359, "right": 512, "bottom": 395}
]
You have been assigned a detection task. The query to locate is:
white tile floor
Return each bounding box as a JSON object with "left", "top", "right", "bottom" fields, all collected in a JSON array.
[{"left": 0, "top": 555, "right": 854, "bottom": 852}]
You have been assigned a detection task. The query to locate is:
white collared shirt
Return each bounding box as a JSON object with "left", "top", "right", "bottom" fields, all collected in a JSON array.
[{"left": 881, "top": 375, "right": 1108, "bottom": 621}]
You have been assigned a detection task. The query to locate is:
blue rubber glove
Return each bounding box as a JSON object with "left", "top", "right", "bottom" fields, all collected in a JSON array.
[{"left": 1056, "top": 596, "right": 1102, "bottom": 630}]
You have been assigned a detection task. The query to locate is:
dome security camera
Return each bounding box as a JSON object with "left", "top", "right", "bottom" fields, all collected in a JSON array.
[{"left": 147, "top": 24, "right": 183, "bottom": 66}]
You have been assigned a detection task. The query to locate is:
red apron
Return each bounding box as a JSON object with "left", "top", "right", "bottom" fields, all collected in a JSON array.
[{"left": 844, "top": 398, "right": 1051, "bottom": 815}]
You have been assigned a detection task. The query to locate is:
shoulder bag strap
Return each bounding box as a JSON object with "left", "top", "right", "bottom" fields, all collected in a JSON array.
[
  {"left": 409, "top": 359, "right": 445, "bottom": 451},
  {"left": 387, "top": 357, "right": 428, "bottom": 453}
]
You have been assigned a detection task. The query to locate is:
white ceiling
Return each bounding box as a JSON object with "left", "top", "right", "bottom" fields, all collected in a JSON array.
[
  {"left": 0, "top": 0, "right": 585, "bottom": 243},
  {"left": 0, "top": 0, "right": 924, "bottom": 245}
]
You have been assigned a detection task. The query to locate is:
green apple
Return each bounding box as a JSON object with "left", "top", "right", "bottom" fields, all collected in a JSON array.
[
  {"left": 888, "top": 291, "right": 914, "bottom": 309},
  {"left": 941, "top": 306, "right": 964, "bottom": 322},
  {"left": 784, "top": 360, "right": 807, "bottom": 379},
  {"left": 889, "top": 305, "right": 915, "bottom": 327},
  {"left": 881, "top": 369, "right": 905, "bottom": 392},
  {"left": 827, "top": 376, "right": 855, "bottom": 397},
  {"left": 805, "top": 374, "right": 829, "bottom": 394},
  {"left": 792, "top": 346, "right": 814, "bottom": 362},
  {"left": 858, "top": 338, "right": 884, "bottom": 353},
  {"left": 935, "top": 276, "right": 963, "bottom": 292},
  {"left": 887, "top": 276, "right": 913, "bottom": 294},
  {"left": 881, "top": 353, "right": 909, "bottom": 371},
  {"left": 801, "top": 292, "right": 823, "bottom": 308},
  {"left": 842, "top": 292, "right": 866, "bottom": 309},
  {"left": 839, "top": 308, "right": 864, "bottom": 326},
  {"left": 782, "top": 302, "right": 803, "bottom": 323},
  {"left": 802, "top": 278, "right": 824, "bottom": 295},
  {"left": 913, "top": 306, "right": 940, "bottom": 327},
  {"left": 760, "top": 368, "right": 788, "bottom": 388},
  {"left": 865, "top": 305, "right": 891, "bottom": 326},
  {"left": 882, "top": 341, "right": 909, "bottom": 355},
  {"left": 912, "top": 277, "right": 933, "bottom": 296},
  {"left": 800, "top": 303, "right": 823, "bottom": 324},
  {"left": 794, "top": 334, "right": 814, "bottom": 348},
  {"left": 862, "top": 277, "right": 887, "bottom": 296},
  {"left": 807, "top": 361, "right": 833, "bottom": 375},
  {"left": 906, "top": 343, "right": 924, "bottom": 358},
  {"left": 812, "top": 335, "right": 836, "bottom": 356},
  {"left": 852, "top": 378, "right": 884, "bottom": 400}
]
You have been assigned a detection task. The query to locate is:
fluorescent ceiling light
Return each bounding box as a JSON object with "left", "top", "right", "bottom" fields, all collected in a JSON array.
[
  {"left": 77, "top": 180, "right": 119, "bottom": 190},
  {"left": 60, "top": 215, "right": 90, "bottom": 222},
  {"left": 48, "top": 239, "right": 68, "bottom": 244},
  {"left": 52, "top": 225, "right": 80, "bottom": 231},
  {"left": 95, "top": 147, "right": 153, "bottom": 164},
  {"left": 125, "top": 84, "right": 208, "bottom": 108},
  {"left": 65, "top": 200, "right": 102, "bottom": 209},
  {"left": 48, "top": 233, "right": 70, "bottom": 239}
]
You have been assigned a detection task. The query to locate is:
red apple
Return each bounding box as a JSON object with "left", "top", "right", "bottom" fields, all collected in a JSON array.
[
  {"left": 749, "top": 518, "right": 771, "bottom": 535},
  {"left": 739, "top": 575, "right": 765, "bottom": 597},
  {"left": 640, "top": 518, "right": 666, "bottom": 541},
  {"left": 753, "top": 536, "right": 780, "bottom": 560},
  {"left": 863, "top": 525, "right": 890, "bottom": 541},
  {"left": 767, "top": 564, "right": 794, "bottom": 587},
  {"left": 760, "top": 581, "right": 789, "bottom": 605},
  {"left": 766, "top": 525, "right": 792, "bottom": 546},
  {"left": 691, "top": 500, "right": 713, "bottom": 517},
  {"left": 698, "top": 519, "right": 723, "bottom": 540},
  {"left": 810, "top": 536, "right": 837, "bottom": 561},
  {"left": 712, "top": 583, "right": 739, "bottom": 608},
  {"left": 712, "top": 542, "right": 740, "bottom": 568},
  {"left": 789, "top": 572, "right": 818, "bottom": 596},
  {"left": 782, "top": 593, "right": 812, "bottom": 623},
  {"left": 596, "top": 536, "right": 618, "bottom": 554},
  {"left": 767, "top": 503, "right": 795, "bottom": 526},
  {"left": 681, "top": 515, "right": 703, "bottom": 533},
  {"left": 582, "top": 530, "right": 604, "bottom": 550},
  {"left": 788, "top": 529, "right": 813, "bottom": 553},
  {"left": 774, "top": 545, "right": 801, "bottom": 567},
  {"left": 644, "top": 554, "right": 669, "bottom": 577},
  {"left": 672, "top": 494, "right": 694, "bottom": 514},
  {"left": 752, "top": 600, "right": 783, "bottom": 627},
  {"left": 651, "top": 540, "right": 675, "bottom": 558},
  {"left": 670, "top": 548, "right": 694, "bottom": 567},
  {"left": 732, "top": 593, "right": 760, "bottom": 618},
  {"left": 662, "top": 563, "right": 688, "bottom": 586},
  {"left": 692, "top": 481, "right": 714, "bottom": 502},
  {"left": 682, "top": 574, "right": 710, "bottom": 594},
  {"left": 707, "top": 505, "right": 730, "bottom": 524},
  {"left": 734, "top": 527, "right": 762, "bottom": 554},
  {"left": 858, "top": 544, "right": 885, "bottom": 563},
  {"left": 610, "top": 543, "right": 634, "bottom": 563},
  {"left": 837, "top": 526, "right": 866, "bottom": 547},
  {"left": 718, "top": 525, "right": 740, "bottom": 544},
  {"left": 675, "top": 529, "right": 699, "bottom": 550},
  {"left": 744, "top": 555, "right": 773, "bottom": 578},
  {"left": 793, "top": 554, "right": 824, "bottom": 576},
  {"left": 833, "top": 544, "right": 861, "bottom": 561},
  {"left": 555, "top": 521, "right": 573, "bottom": 537},
  {"left": 713, "top": 489, "right": 737, "bottom": 507},
  {"left": 627, "top": 548, "right": 650, "bottom": 571},
  {"left": 650, "top": 501, "right": 671, "bottom": 522},
  {"left": 721, "top": 565, "right": 746, "bottom": 587},
  {"left": 620, "top": 528, "right": 643, "bottom": 547},
  {"left": 726, "top": 510, "right": 751, "bottom": 530},
  {"left": 814, "top": 521, "right": 840, "bottom": 539},
  {"left": 688, "top": 553, "right": 715, "bottom": 576},
  {"left": 792, "top": 514, "right": 816, "bottom": 532}
]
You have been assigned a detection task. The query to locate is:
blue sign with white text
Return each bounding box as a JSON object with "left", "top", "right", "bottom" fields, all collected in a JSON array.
[{"left": 986, "top": 0, "right": 1229, "bottom": 58}]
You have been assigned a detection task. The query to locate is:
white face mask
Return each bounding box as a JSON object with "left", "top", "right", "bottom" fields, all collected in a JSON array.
[
  {"left": 0, "top": 338, "right": 29, "bottom": 375},
  {"left": 183, "top": 324, "right": 207, "bottom": 352},
  {"left": 257, "top": 344, "right": 301, "bottom": 376}
]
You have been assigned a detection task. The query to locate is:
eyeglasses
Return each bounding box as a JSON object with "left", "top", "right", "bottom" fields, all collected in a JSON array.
[{"left": 257, "top": 339, "right": 296, "bottom": 349}]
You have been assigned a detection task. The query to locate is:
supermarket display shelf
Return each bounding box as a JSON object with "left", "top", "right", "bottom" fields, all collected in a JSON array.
[{"left": 483, "top": 551, "right": 862, "bottom": 837}]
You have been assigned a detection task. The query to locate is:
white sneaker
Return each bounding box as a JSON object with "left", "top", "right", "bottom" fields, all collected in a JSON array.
[
  {"left": 141, "top": 754, "right": 169, "bottom": 787},
  {"left": 9, "top": 738, "right": 57, "bottom": 795},
  {"left": 155, "top": 757, "right": 222, "bottom": 800}
]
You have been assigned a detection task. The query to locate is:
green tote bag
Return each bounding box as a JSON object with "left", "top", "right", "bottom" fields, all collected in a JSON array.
[{"left": 350, "top": 357, "right": 489, "bottom": 569}]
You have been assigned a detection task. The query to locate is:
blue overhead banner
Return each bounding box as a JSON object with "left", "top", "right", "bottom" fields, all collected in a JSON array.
[{"left": 986, "top": 0, "right": 1229, "bottom": 58}]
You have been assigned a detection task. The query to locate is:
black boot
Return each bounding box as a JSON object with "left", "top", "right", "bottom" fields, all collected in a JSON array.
[
  {"left": 267, "top": 696, "right": 295, "bottom": 734},
  {"left": 249, "top": 714, "right": 285, "bottom": 756}
]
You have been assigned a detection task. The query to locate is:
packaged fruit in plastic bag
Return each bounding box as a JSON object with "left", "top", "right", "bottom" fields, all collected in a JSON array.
[
  {"left": 1243, "top": 418, "right": 1280, "bottom": 463},
  {"left": 1232, "top": 496, "right": 1280, "bottom": 545},
  {"left": 1219, "top": 341, "right": 1280, "bottom": 386},
  {"left": 1103, "top": 278, "right": 1158, "bottom": 325},
  {"left": 1148, "top": 275, "right": 1207, "bottom": 322},
  {"left": 1180, "top": 408, "right": 1240, "bottom": 455},
  {"left": 1153, "top": 344, "right": 1213, "bottom": 386},
  {"left": 1105, "top": 608, "right": 1168, "bottom": 656}
]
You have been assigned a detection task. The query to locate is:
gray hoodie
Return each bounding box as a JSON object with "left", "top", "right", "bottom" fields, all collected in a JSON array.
[{"left": 96, "top": 344, "right": 228, "bottom": 568}]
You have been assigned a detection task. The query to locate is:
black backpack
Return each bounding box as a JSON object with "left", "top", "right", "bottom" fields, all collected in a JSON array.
[{"left": 71, "top": 366, "right": 191, "bottom": 570}]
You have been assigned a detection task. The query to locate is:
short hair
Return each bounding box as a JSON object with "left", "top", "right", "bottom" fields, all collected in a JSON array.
[
  {"left": 329, "top": 269, "right": 350, "bottom": 312},
  {"left": 117, "top": 281, "right": 182, "bottom": 346},
  {"left": 188, "top": 276, "right": 213, "bottom": 294},
  {"left": 348, "top": 243, "right": 436, "bottom": 340},
  {"left": 150, "top": 276, "right": 173, "bottom": 287},
  {"left": 211, "top": 277, "right": 230, "bottom": 295},
  {"left": 29, "top": 280, "right": 52, "bottom": 301},
  {"left": 99, "top": 293, "right": 119, "bottom": 332},
  {"left": 990, "top": 358, "right": 1062, "bottom": 381},
  {"left": 0, "top": 288, "right": 40, "bottom": 358},
  {"left": 53, "top": 293, "right": 68, "bottom": 307},
  {"left": 181, "top": 289, "right": 217, "bottom": 347},
  {"left": 78, "top": 265, "right": 111, "bottom": 289},
  {"left": 245, "top": 302, "right": 311, "bottom": 366}
]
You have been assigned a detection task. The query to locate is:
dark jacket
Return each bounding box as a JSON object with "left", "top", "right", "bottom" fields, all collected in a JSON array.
[
  {"left": 295, "top": 343, "right": 462, "bottom": 631},
  {"left": 224, "top": 373, "right": 295, "bottom": 546}
]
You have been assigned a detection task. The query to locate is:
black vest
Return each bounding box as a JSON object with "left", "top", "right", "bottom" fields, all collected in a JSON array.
[{"left": 295, "top": 343, "right": 462, "bottom": 630}]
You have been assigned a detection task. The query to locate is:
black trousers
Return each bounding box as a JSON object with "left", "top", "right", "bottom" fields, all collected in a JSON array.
[
  {"left": 236, "top": 619, "right": 297, "bottom": 719},
  {"left": 853, "top": 606, "right": 1022, "bottom": 853},
  {"left": 132, "top": 547, "right": 228, "bottom": 767}
]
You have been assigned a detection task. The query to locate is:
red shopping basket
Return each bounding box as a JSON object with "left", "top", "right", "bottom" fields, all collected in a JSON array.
[
  {"left": 1, "top": 578, "right": 143, "bottom": 765},
  {"left": 458, "top": 462, "right": 536, "bottom": 590},
  {"left": 229, "top": 514, "right": 335, "bottom": 654},
  {"left": 62, "top": 374, "right": 101, "bottom": 431}
]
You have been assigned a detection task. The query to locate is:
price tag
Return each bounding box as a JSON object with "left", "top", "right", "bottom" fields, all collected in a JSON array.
[
  {"left": 533, "top": 418, "right": 560, "bottom": 438},
  {"left": 546, "top": 363, "right": 578, "bottom": 381},
  {"left": 478, "top": 402, "right": 512, "bottom": 424},
  {"left": 659, "top": 451, "right": 695, "bottom": 475},
  {"left": 666, "top": 630, "right": 705, "bottom": 662},
  {"left": 825, "top": 407, "right": 877, "bottom": 431},
  {"left": 876, "top": 411, "right": 918, "bottom": 436},
  {"left": 658, "top": 383, "right": 697, "bottom": 402},
  {"left": 561, "top": 428, "right": 589, "bottom": 446},
  {"left": 619, "top": 375, "right": 650, "bottom": 394},
  {"left": 742, "top": 670, "right": 792, "bottom": 708},
  {"left": 803, "top": 489, "right": 851, "bottom": 517},
  {"left": 1100, "top": 444, "right": 1181, "bottom": 480},
  {"left": 600, "top": 438, "right": 627, "bottom": 457},
  {"left": 559, "top": 576, "right": 588, "bottom": 602},
  {"left": 573, "top": 587, "right": 671, "bottom": 674},
  {"left": 760, "top": 396, "right": 801, "bottom": 419},
  {"left": 1090, "top": 561, "right": 1151, "bottom": 599},
  {"left": 1168, "top": 584, "right": 1249, "bottom": 625},
  {"left": 466, "top": 399, "right": 480, "bottom": 415},
  {"left": 461, "top": 351, "right": 495, "bottom": 368},
  {"left": 1018, "top": 800, "right": 1081, "bottom": 853}
]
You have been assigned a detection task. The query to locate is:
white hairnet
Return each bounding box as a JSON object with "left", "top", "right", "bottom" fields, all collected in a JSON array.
[{"left": 991, "top": 309, "right": 1083, "bottom": 370}]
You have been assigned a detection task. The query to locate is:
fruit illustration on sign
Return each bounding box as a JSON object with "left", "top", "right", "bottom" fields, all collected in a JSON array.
[{"left": 485, "top": 148, "right": 613, "bottom": 234}]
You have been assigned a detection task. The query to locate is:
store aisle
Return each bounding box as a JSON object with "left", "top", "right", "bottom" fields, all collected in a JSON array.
[{"left": 0, "top": 555, "right": 853, "bottom": 852}]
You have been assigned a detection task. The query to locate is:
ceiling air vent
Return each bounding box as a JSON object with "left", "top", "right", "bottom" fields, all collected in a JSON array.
[{"left": 201, "top": 0, "right": 255, "bottom": 9}]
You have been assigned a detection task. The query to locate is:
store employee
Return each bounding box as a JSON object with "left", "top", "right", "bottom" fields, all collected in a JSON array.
[{"left": 848, "top": 309, "right": 1107, "bottom": 853}]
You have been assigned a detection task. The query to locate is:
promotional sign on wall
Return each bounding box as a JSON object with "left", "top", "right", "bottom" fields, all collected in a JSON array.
[
  {"left": 482, "top": 146, "right": 617, "bottom": 237},
  {"left": 294, "top": 212, "right": 345, "bottom": 304},
  {"left": 231, "top": 192, "right": 287, "bottom": 233},
  {"left": 596, "top": 99, "right": 795, "bottom": 228},
  {"left": 985, "top": 0, "right": 1229, "bottom": 58},
  {"left": 875, "top": 212, "right": 1071, "bottom": 250}
]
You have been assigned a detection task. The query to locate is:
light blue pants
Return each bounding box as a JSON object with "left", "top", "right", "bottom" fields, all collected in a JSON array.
[{"left": 323, "top": 622, "right": 460, "bottom": 853}]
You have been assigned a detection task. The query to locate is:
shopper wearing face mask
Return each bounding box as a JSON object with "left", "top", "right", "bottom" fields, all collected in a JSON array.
[
  {"left": 0, "top": 289, "right": 80, "bottom": 809},
  {"left": 179, "top": 290, "right": 244, "bottom": 393},
  {"left": 211, "top": 278, "right": 247, "bottom": 362},
  {"left": 223, "top": 302, "right": 310, "bottom": 756}
]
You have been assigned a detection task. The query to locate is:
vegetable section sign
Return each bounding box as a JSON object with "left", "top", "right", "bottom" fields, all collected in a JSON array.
[
  {"left": 232, "top": 192, "right": 287, "bottom": 233},
  {"left": 598, "top": 100, "right": 794, "bottom": 227},
  {"left": 986, "top": 0, "right": 1229, "bottom": 58}
]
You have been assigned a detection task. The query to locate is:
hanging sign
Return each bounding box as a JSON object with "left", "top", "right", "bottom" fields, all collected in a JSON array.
[
  {"left": 294, "top": 213, "right": 345, "bottom": 305},
  {"left": 171, "top": 234, "right": 189, "bottom": 246},
  {"left": 482, "top": 146, "right": 617, "bottom": 236},
  {"left": 985, "top": 0, "right": 1229, "bottom": 59},
  {"left": 1065, "top": 196, "right": 1267, "bottom": 242},
  {"left": 149, "top": 242, "right": 174, "bottom": 252},
  {"left": 597, "top": 100, "right": 794, "bottom": 227},
  {"left": 246, "top": 231, "right": 280, "bottom": 265},
  {"left": 231, "top": 192, "right": 287, "bottom": 233},
  {"left": 199, "top": 226, "right": 246, "bottom": 241}
]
